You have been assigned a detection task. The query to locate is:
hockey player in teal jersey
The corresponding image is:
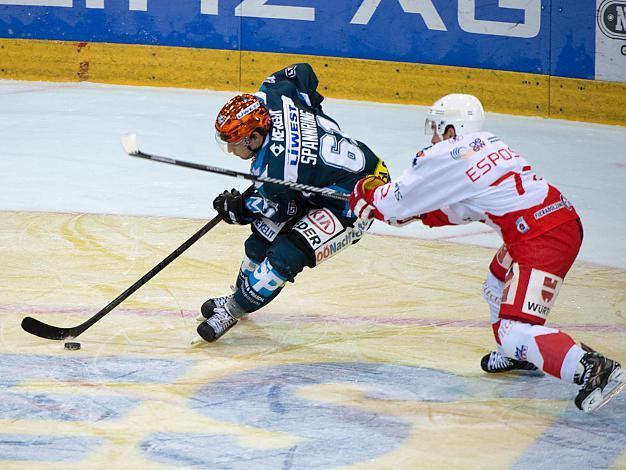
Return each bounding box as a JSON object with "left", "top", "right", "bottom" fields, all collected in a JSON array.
[{"left": 195, "top": 63, "right": 389, "bottom": 343}]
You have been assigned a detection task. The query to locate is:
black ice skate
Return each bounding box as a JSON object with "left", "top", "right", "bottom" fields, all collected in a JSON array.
[
  {"left": 196, "top": 307, "right": 238, "bottom": 343},
  {"left": 196, "top": 294, "right": 232, "bottom": 321},
  {"left": 575, "top": 348, "right": 625, "bottom": 412},
  {"left": 481, "top": 351, "right": 538, "bottom": 373}
]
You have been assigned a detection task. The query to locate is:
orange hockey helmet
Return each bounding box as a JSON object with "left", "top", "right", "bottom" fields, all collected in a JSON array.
[{"left": 215, "top": 93, "right": 271, "bottom": 144}]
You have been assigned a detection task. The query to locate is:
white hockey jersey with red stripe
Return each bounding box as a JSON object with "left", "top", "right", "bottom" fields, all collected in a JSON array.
[{"left": 372, "top": 132, "right": 579, "bottom": 245}]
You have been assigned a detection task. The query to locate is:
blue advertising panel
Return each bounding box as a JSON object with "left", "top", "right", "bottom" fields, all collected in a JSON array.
[
  {"left": 0, "top": 0, "right": 598, "bottom": 79},
  {"left": 0, "top": 1, "right": 240, "bottom": 49},
  {"left": 239, "top": 1, "right": 551, "bottom": 74},
  {"left": 549, "top": 0, "right": 597, "bottom": 79}
]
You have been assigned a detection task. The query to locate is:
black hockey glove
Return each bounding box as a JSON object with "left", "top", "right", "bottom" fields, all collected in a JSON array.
[{"left": 213, "top": 189, "right": 253, "bottom": 225}]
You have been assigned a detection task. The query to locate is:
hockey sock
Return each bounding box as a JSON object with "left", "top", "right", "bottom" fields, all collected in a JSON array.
[
  {"left": 233, "top": 258, "right": 287, "bottom": 315},
  {"left": 236, "top": 254, "right": 260, "bottom": 289},
  {"left": 499, "top": 320, "right": 584, "bottom": 381},
  {"left": 535, "top": 332, "right": 585, "bottom": 382}
]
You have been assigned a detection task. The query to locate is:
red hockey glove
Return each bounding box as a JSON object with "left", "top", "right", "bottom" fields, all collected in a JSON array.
[
  {"left": 349, "top": 175, "right": 386, "bottom": 221},
  {"left": 420, "top": 209, "right": 453, "bottom": 227}
]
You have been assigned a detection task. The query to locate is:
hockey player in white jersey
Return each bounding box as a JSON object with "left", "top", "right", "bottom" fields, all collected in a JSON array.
[{"left": 348, "top": 94, "right": 625, "bottom": 412}]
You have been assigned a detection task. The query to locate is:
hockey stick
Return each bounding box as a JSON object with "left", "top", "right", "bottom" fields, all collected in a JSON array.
[
  {"left": 121, "top": 134, "right": 350, "bottom": 202},
  {"left": 21, "top": 214, "right": 223, "bottom": 340}
]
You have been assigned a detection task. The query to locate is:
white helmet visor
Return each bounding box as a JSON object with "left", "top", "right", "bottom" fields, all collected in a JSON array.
[{"left": 215, "top": 131, "right": 248, "bottom": 156}]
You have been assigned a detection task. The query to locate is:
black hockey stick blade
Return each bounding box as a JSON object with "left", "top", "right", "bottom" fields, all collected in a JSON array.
[
  {"left": 21, "top": 316, "right": 82, "bottom": 341},
  {"left": 21, "top": 214, "right": 223, "bottom": 341},
  {"left": 121, "top": 133, "right": 350, "bottom": 202}
]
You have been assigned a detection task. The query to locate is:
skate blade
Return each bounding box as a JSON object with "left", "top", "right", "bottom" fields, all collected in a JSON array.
[
  {"left": 190, "top": 335, "right": 206, "bottom": 347},
  {"left": 610, "top": 366, "right": 626, "bottom": 384},
  {"left": 581, "top": 375, "right": 626, "bottom": 412},
  {"left": 196, "top": 313, "right": 247, "bottom": 322}
]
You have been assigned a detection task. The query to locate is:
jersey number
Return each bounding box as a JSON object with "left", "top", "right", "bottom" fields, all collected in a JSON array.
[{"left": 317, "top": 115, "right": 366, "bottom": 173}]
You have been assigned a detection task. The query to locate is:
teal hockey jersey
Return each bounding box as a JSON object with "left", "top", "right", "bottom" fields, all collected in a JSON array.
[{"left": 245, "top": 63, "right": 388, "bottom": 224}]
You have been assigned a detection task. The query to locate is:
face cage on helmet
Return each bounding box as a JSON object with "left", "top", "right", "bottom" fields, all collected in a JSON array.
[
  {"left": 215, "top": 131, "right": 249, "bottom": 156},
  {"left": 425, "top": 117, "right": 450, "bottom": 136},
  {"left": 424, "top": 118, "right": 438, "bottom": 135},
  {"left": 424, "top": 117, "right": 465, "bottom": 136}
]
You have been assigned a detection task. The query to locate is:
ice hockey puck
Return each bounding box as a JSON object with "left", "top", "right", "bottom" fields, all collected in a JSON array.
[{"left": 64, "top": 341, "right": 81, "bottom": 350}]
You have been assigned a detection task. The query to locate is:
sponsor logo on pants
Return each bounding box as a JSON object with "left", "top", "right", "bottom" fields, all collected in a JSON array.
[{"left": 522, "top": 269, "right": 563, "bottom": 320}]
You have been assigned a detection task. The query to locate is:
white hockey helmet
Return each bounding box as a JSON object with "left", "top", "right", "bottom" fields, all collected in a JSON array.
[{"left": 424, "top": 94, "right": 484, "bottom": 136}]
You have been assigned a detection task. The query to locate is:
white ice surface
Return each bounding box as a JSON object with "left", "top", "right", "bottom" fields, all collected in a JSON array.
[{"left": 1, "top": 80, "right": 625, "bottom": 269}]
